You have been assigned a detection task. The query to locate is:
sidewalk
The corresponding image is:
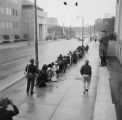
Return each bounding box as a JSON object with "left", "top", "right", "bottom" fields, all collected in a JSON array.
[
  {"left": 0, "top": 41, "right": 116, "bottom": 120},
  {"left": 0, "top": 42, "right": 99, "bottom": 120}
]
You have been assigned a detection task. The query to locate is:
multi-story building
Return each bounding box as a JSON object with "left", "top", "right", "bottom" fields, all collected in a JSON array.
[
  {"left": 47, "top": 17, "right": 58, "bottom": 27},
  {"left": 115, "top": 0, "right": 122, "bottom": 63},
  {"left": 21, "top": 0, "right": 47, "bottom": 41},
  {"left": 0, "top": 0, "right": 22, "bottom": 43},
  {"left": 47, "top": 17, "right": 58, "bottom": 39}
]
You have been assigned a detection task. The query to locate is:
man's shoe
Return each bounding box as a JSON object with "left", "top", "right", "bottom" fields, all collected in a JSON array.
[
  {"left": 30, "top": 91, "right": 34, "bottom": 94},
  {"left": 85, "top": 89, "right": 88, "bottom": 94}
]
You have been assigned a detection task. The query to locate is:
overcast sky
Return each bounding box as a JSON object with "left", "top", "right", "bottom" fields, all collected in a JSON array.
[{"left": 31, "top": 0, "right": 116, "bottom": 27}]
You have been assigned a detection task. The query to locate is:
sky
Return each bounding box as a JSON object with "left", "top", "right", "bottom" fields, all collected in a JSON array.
[{"left": 31, "top": 0, "right": 116, "bottom": 27}]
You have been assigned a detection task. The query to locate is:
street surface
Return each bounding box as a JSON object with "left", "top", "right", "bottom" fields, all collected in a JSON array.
[
  {"left": 0, "top": 39, "right": 85, "bottom": 81},
  {"left": 0, "top": 41, "right": 100, "bottom": 120}
]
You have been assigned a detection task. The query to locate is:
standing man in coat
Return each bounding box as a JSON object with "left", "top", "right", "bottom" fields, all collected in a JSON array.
[
  {"left": 99, "top": 30, "right": 109, "bottom": 66},
  {"left": 80, "top": 60, "right": 92, "bottom": 94},
  {"left": 25, "top": 58, "right": 37, "bottom": 95}
]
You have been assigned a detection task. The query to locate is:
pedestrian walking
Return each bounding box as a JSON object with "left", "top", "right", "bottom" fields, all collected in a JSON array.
[
  {"left": 24, "top": 58, "right": 37, "bottom": 95},
  {"left": 80, "top": 60, "right": 92, "bottom": 94},
  {"left": 0, "top": 98, "right": 19, "bottom": 120}
]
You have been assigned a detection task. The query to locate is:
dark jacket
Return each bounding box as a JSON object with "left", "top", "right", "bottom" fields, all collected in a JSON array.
[
  {"left": 80, "top": 64, "right": 92, "bottom": 76},
  {"left": 25, "top": 64, "right": 37, "bottom": 74},
  {"left": 0, "top": 105, "right": 19, "bottom": 120}
]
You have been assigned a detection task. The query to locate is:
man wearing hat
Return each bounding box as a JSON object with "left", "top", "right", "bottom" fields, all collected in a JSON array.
[
  {"left": 80, "top": 60, "right": 92, "bottom": 94},
  {"left": 0, "top": 98, "right": 19, "bottom": 120}
]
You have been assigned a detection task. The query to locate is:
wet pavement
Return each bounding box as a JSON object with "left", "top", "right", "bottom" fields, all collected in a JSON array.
[{"left": 0, "top": 41, "right": 101, "bottom": 120}]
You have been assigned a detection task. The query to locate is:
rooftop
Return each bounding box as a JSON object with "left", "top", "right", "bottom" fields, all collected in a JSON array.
[{"left": 22, "top": 0, "right": 44, "bottom": 11}]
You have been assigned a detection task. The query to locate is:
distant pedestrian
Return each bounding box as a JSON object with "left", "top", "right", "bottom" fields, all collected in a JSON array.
[
  {"left": 24, "top": 58, "right": 37, "bottom": 95},
  {"left": 80, "top": 60, "right": 92, "bottom": 94},
  {"left": 0, "top": 98, "right": 19, "bottom": 120}
]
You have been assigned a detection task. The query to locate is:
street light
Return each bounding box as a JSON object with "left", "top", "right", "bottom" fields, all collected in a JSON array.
[
  {"left": 34, "top": 0, "right": 39, "bottom": 68},
  {"left": 77, "top": 16, "right": 84, "bottom": 46},
  {"left": 89, "top": 25, "right": 92, "bottom": 41}
]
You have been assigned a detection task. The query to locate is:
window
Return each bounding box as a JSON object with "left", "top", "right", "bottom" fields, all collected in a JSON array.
[
  {"left": 1, "top": 8, "right": 4, "bottom": 14},
  {"left": 0, "top": 7, "right": 2, "bottom": 14},
  {"left": 12, "top": 9, "right": 15, "bottom": 16},
  {"left": 11, "top": 0, "right": 18, "bottom": 4},
  {"left": 5, "top": 22, "right": 9, "bottom": 28},
  {"left": 16, "top": 22, "right": 18, "bottom": 28},
  {"left": 0, "top": 35, "right": 3, "bottom": 40},
  {"left": 12, "top": 9, "right": 17, "bottom": 16},
  {"left": 2, "top": 22, "right": 5, "bottom": 28},
  {"left": 9, "top": 22, "right": 12, "bottom": 28},
  {"left": 16, "top": 10, "right": 18, "bottom": 16},
  {"left": 0, "top": 21, "right": 1, "bottom": 28}
]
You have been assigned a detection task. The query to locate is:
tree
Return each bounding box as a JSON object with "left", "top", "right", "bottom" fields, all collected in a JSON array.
[{"left": 94, "top": 17, "right": 115, "bottom": 33}]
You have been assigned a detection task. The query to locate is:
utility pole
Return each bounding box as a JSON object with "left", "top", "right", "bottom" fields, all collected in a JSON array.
[
  {"left": 27, "top": 19, "right": 30, "bottom": 46},
  {"left": 70, "top": 25, "right": 71, "bottom": 39},
  {"left": 94, "top": 24, "right": 95, "bottom": 38},
  {"left": 34, "top": 0, "right": 39, "bottom": 68},
  {"left": 82, "top": 17, "right": 84, "bottom": 46},
  {"left": 90, "top": 25, "right": 92, "bottom": 41}
]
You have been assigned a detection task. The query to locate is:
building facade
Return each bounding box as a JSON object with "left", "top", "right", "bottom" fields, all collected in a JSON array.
[
  {"left": 0, "top": 0, "right": 22, "bottom": 43},
  {"left": 115, "top": 0, "right": 122, "bottom": 63},
  {"left": 21, "top": 0, "right": 47, "bottom": 41},
  {"left": 47, "top": 17, "right": 58, "bottom": 27}
]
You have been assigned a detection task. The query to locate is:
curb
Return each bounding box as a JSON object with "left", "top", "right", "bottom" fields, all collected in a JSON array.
[
  {"left": 0, "top": 72, "right": 25, "bottom": 92},
  {"left": 93, "top": 67, "right": 117, "bottom": 120}
]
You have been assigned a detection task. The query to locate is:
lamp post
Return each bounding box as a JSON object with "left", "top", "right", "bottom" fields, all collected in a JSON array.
[
  {"left": 89, "top": 25, "right": 91, "bottom": 41},
  {"left": 70, "top": 25, "right": 71, "bottom": 39},
  {"left": 82, "top": 17, "right": 84, "bottom": 46},
  {"left": 77, "top": 16, "right": 84, "bottom": 46},
  {"left": 34, "top": 0, "right": 39, "bottom": 68}
]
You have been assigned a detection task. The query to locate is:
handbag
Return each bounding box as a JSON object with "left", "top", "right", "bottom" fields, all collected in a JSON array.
[{"left": 24, "top": 65, "right": 29, "bottom": 78}]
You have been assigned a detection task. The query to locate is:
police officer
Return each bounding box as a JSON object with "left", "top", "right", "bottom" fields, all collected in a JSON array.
[
  {"left": 99, "top": 30, "right": 109, "bottom": 66},
  {"left": 25, "top": 58, "right": 37, "bottom": 95}
]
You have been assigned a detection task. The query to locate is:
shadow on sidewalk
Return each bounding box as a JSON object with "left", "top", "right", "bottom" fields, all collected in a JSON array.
[{"left": 108, "top": 56, "right": 122, "bottom": 120}]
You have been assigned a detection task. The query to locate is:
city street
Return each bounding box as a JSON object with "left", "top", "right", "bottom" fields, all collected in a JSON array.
[
  {"left": 0, "top": 39, "right": 88, "bottom": 90},
  {"left": 0, "top": 0, "right": 118, "bottom": 120},
  {"left": 0, "top": 41, "right": 100, "bottom": 120}
]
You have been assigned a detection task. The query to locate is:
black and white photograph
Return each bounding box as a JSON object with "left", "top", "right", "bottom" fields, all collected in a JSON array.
[{"left": 0, "top": 0, "right": 120, "bottom": 120}]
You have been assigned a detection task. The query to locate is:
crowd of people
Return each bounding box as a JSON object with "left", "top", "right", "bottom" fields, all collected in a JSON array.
[
  {"left": 36, "top": 45, "right": 89, "bottom": 88},
  {"left": 24, "top": 44, "right": 89, "bottom": 95}
]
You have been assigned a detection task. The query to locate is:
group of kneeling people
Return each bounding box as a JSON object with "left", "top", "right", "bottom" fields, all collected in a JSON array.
[{"left": 24, "top": 45, "right": 89, "bottom": 95}]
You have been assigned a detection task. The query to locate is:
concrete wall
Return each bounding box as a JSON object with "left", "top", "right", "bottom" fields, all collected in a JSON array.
[
  {"left": 115, "top": 0, "right": 122, "bottom": 63},
  {"left": 21, "top": 6, "right": 47, "bottom": 41},
  {"left": 107, "top": 41, "right": 116, "bottom": 57}
]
